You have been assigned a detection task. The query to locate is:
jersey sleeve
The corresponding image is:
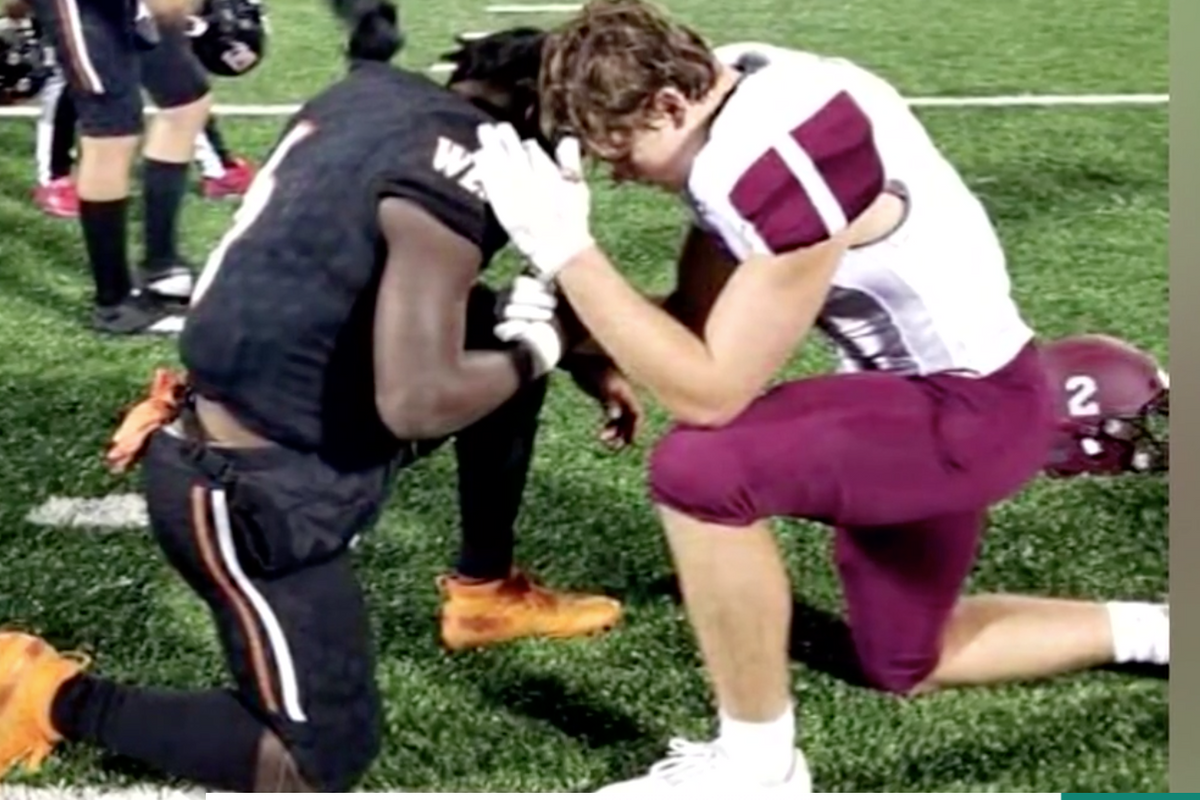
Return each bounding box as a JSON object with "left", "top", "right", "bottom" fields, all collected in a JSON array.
[
  {"left": 373, "top": 112, "right": 494, "bottom": 252},
  {"left": 696, "top": 87, "right": 886, "bottom": 257}
]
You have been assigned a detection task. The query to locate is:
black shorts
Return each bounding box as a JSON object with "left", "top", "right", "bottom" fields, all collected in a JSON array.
[
  {"left": 139, "top": 423, "right": 394, "bottom": 785},
  {"left": 32, "top": 0, "right": 210, "bottom": 137}
]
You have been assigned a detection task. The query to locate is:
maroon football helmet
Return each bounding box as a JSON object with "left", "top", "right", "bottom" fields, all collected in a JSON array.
[{"left": 1040, "top": 334, "right": 1169, "bottom": 478}]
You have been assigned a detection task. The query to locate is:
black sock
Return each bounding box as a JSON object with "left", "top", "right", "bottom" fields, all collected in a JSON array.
[
  {"left": 453, "top": 378, "right": 548, "bottom": 581},
  {"left": 452, "top": 288, "right": 550, "bottom": 581},
  {"left": 141, "top": 158, "right": 190, "bottom": 267},
  {"left": 79, "top": 198, "right": 132, "bottom": 308},
  {"left": 49, "top": 90, "right": 78, "bottom": 181},
  {"left": 204, "top": 119, "right": 233, "bottom": 165},
  {"left": 52, "top": 674, "right": 266, "bottom": 791}
]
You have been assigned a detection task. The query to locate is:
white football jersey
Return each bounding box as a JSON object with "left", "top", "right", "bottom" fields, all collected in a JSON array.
[{"left": 686, "top": 42, "right": 1034, "bottom": 378}]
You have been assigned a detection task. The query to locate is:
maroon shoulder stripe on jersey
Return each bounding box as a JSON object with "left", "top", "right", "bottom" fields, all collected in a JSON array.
[
  {"left": 729, "top": 148, "right": 826, "bottom": 253},
  {"left": 791, "top": 90, "right": 885, "bottom": 225},
  {"left": 728, "top": 90, "right": 885, "bottom": 253}
]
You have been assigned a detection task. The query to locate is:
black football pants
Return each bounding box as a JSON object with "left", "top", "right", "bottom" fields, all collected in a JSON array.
[{"left": 50, "top": 286, "right": 549, "bottom": 790}]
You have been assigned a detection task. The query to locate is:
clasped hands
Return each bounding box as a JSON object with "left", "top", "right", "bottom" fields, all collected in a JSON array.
[{"left": 479, "top": 122, "right": 639, "bottom": 448}]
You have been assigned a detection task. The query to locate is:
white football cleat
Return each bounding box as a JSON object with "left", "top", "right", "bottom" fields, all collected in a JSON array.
[
  {"left": 594, "top": 738, "right": 812, "bottom": 796},
  {"left": 140, "top": 265, "right": 196, "bottom": 306}
]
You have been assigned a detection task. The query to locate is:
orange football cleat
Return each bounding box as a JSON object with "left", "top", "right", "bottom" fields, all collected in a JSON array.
[
  {"left": 106, "top": 368, "right": 187, "bottom": 474},
  {"left": 437, "top": 570, "right": 622, "bottom": 650},
  {"left": 0, "top": 632, "right": 90, "bottom": 779}
]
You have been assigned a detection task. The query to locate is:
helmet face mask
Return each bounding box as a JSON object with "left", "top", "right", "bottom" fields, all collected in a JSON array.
[
  {"left": 187, "top": 0, "right": 268, "bottom": 77},
  {"left": 1046, "top": 397, "right": 1168, "bottom": 478},
  {"left": 1042, "top": 334, "right": 1169, "bottom": 479}
]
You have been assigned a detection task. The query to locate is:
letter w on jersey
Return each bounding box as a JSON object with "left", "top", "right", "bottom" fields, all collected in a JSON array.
[{"left": 432, "top": 136, "right": 486, "bottom": 201}]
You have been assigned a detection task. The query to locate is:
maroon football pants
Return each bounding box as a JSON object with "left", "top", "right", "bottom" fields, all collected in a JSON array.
[{"left": 648, "top": 342, "right": 1056, "bottom": 693}]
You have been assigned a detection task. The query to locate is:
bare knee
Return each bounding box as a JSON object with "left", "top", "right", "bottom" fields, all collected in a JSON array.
[
  {"left": 318, "top": 738, "right": 380, "bottom": 791},
  {"left": 855, "top": 641, "right": 941, "bottom": 696},
  {"left": 861, "top": 658, "right": 936, "bottom": 696},
  {"left": 144, "top": 94, "right": 213, "bottom": 161},
  {"left": 77, "top": 135, "right": 139, "bottom": 198}
]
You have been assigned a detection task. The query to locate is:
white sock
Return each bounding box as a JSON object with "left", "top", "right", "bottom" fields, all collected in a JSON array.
[
  {"left": 717, "top": 704, "right": 797, "bottom": 784},
  {"left": 1106, "top": 601, "right": 1169, "bottom": 664},
  {"left": 194, "top": 132, "right": 226, "bottom": 180}
]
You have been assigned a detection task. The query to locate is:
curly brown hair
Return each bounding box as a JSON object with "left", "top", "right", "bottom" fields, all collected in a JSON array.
[{"left": 539, "top": 0, "right": 718, "bottom": 159}]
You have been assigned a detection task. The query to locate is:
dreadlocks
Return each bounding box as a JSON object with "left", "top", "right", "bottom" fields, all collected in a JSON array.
[{"left": 440, "top": 27, "right": 547, "bottom": 141}]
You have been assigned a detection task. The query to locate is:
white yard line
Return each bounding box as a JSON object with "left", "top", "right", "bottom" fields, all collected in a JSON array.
[
  {"left": 1, "top": 788, "right": 1059, "bottom": 798},
  {"left": 0, "top": 93, "right": 1167, "bottom": 119},
  {"left": 0, "top": 786, "right": 201, "bottom": 800},
  {"left": 907, "top": 92, "right": 1169, "bottom": 107},
  {"left": 486, "top": 3, "right": 583, "bottom": 12},
  {"left": 25, "top": 493, "right": 148, "bottom": 531}
]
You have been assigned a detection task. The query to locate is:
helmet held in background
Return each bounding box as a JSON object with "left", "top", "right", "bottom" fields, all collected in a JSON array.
[
  {"left": 186, "top": 0, "right": 268, "bottom": 77},
  {"left": 1041, "top": 333, "right": 1168, "bottom": 478}
]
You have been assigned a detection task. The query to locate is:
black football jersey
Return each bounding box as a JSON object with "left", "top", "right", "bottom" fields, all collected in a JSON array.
[{"left": 180, "top": 61, "right": 507, "bottom": 470}]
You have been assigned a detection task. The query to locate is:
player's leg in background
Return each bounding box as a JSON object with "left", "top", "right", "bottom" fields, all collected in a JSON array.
[
  {"left": 192, "top": 120, "right": 228, "bottom": 184},
  {"left": 0, "top": 429, "right": 384, "bottom": 791},
  {"left": 437, "top": 285, "right": 622, "bottom": 651},
  {"left": 48, "top": 81, "right": 78, "bottom": 181},
  {"left": 834, "top": 516, "right": 1166, "bottom": 694},
  {"left": 197, "top": 117, "right": 256, "bottom": 199},
  {"left": 32, "top": 69, "right": 79, "bottom": 218},
  {"left": 27, "top": 0, "right": 181, "bottom": 335},
  {"left": 136, "top": 20, "right": 213, "bottom": 304},
  {"left": 922, "top": 582, "right": 1168, "bottom": 689}
]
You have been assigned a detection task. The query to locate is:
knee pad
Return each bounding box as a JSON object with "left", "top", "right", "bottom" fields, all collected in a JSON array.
[
  {"left": 854, "top": 645, "right": 938, "bottom": 696},
  {"left": 283, "top": 696, "right": 383, "bottom": 791},
  {"left": 647, "top": 425, "right": 758, "bottom": 526}
]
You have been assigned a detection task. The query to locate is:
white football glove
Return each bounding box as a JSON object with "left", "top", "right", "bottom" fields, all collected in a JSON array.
[
  {"left": 474, "top": 122, "right": 595, "bottom": 282},
  {"left": 494, "top": 276, "right": 564, "bottom": 378}
]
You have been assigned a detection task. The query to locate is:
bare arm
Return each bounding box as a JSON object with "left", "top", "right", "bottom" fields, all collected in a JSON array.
[
  {"left": 553, "top": 85, "right": 883, "bottom": 426},
  {"left": 555, "top": 232, "right": 848, "bottom": 427},
  {"left": 373, "top": 197, "right": 528, "bottom": 440},
  {"left": 565, "top": 224, "right": 734, "bottom": 358}
]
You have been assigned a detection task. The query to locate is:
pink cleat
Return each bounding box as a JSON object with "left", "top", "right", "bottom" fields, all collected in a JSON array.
[
  {"left": 201, "top": 157, "right": 256, "bottom": 200},
  {"left": 32, "top": 177, "right": 79, "bottom": 219}
]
